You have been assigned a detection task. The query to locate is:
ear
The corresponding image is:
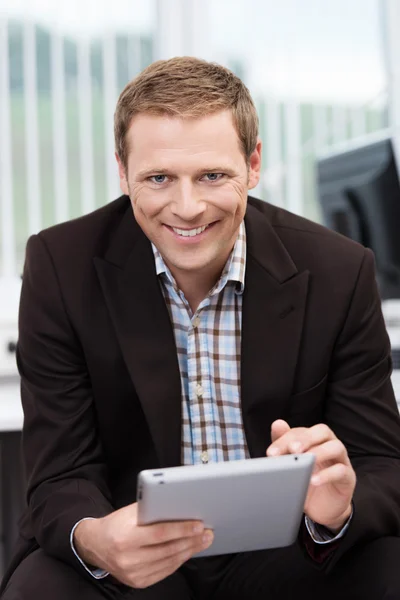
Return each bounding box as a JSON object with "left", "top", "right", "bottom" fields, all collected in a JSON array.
[
  {"left": 247, "top": 139, "right": 262, "bottom": 190},
  {"left": 116, "top": 153, "right": 129, "bottom": 195}
]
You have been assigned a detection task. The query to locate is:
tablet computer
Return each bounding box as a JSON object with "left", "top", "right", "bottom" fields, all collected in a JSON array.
[{"left": 137, "top": 454, "right": 315, "bottom": 557}]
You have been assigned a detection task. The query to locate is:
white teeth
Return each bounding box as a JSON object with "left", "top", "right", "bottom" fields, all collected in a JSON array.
[{"left": 172, "top": 224, "right": 208, "bottom": 237}]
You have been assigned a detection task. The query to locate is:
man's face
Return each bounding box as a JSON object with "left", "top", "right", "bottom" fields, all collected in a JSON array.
[{"left": 117, "top": 110, "right": 261, "bottom": 280}]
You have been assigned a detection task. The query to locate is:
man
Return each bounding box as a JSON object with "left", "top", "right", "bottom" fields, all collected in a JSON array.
[{"left": 1, "top": 57, "right": 400, "bottom": 599}]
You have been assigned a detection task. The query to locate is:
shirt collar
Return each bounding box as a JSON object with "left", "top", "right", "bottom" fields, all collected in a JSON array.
[{"left": 152, "top": 221, "right": 246, "bottom": 296}]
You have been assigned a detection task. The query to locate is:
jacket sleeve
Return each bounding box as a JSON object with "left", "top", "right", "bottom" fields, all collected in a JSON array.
[
  {"left": 321, "top": 248, "right": 400, "bottom": 571},
  {"left": 17, "top": 233, "right": 114, "bottom": 572}
]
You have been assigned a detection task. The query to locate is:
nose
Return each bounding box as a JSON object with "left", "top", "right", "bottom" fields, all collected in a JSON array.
[{"left": 170, "top": 180, "right": 206, "bottom": 223}]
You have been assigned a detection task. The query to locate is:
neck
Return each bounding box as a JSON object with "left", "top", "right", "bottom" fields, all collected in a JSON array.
[{"left": 171, "top": 264, "right": 223, "bottom": 314}]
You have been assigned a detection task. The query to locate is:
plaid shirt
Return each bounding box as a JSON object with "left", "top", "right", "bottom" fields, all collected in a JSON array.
[{"left": 152, "top": 221, "right": 250, "bottom": 465}]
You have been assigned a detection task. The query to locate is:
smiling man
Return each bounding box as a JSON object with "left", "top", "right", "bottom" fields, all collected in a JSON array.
[{"left": 1, "top": 57, "right": 400, "bottom": 600}]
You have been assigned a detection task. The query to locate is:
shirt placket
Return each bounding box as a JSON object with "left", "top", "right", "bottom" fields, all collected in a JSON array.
[{"left": 187, "top": 298, "right": 216, "bottom": 464}]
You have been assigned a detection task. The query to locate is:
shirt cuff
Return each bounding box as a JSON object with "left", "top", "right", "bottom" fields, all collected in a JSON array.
[
  {"left": 304, "top": 505, "right": 353, "bottom": 545},
  {"left": 70, "top": 517, "right": 109, "bottom": 579}
]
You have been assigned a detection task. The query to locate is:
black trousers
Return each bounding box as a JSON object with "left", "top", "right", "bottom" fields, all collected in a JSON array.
[{"left": 2, "top": 537, "right": 400, "bottom": 600}]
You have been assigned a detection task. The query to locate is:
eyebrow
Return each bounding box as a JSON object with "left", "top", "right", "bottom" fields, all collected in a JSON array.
[{"left": 136, "top": 166, "right": 236, "bottom": 179}]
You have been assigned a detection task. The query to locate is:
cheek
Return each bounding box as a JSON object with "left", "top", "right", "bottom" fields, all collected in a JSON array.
[
  {"left": 130, "top": 186, "right": 167, "bottom": 219},
  {"left": 213, "top": 182, "right": 247, "bottom": 216}
]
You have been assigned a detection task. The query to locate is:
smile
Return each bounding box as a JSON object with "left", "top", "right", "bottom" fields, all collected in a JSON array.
[{"left": 170, "top": 224, "right": 210, "bottom": 237}]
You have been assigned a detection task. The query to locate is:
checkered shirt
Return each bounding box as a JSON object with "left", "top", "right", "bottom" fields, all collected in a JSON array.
[{"left": 152, "top": 221, "right": 250, "bottom": 465}]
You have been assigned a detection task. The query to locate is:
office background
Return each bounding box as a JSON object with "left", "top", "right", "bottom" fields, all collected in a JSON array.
[{"left": 0, "top": 0, "right": 398, "bottom": 280}]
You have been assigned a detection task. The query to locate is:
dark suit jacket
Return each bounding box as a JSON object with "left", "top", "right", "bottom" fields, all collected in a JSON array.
[{"left": 2, "top": 195, "right": 400, "bottom": 588}]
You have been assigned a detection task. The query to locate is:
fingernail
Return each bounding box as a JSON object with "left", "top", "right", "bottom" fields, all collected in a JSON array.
[
  {"left": 268, "top": 447, "right": 280, "bottom": 456},
  {"left": 202, "top": 532, "right": 213, "bottom": 546}
]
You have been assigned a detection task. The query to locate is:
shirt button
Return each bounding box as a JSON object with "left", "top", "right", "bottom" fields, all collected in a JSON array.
[
  {"left": 196, "top": 383, "right": 203, "bottom": 398},
  {"left": 193, "top": 316, "right": 201, "bottom": 328},
  {"left": 200, "top": 451, "right": 209, "bottom": 464}
]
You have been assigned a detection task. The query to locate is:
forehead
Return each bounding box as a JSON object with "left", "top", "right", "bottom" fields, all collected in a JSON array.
[{"left": 125, "top": 110, "right": 244, "bottom": 169}]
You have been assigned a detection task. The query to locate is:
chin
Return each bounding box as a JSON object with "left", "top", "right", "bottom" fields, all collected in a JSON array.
[
  {"left": 166, "top": 248, "right": 220, "bottom": 273},
  {"left": 173, "top": 261, "right": 208, "bottom": 273}
]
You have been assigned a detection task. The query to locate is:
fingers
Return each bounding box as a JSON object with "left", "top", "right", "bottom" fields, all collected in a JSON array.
[
  {"left": 99, "top": 505, "right": 214, "bottom": 590},
  {"left": 310, "top": 463, "right": 355, "bottom": 488},
  {"left": 137, "top": 519, "right": 205, "bottom": 546},
  {"left": 141, "top": 529, "right": 214, "bottom": 562},
  {"left": 308, "top": 439, "right": 354, "bottom": 487},
  {"left": 270, "top": 419, "right": 291, "bottom": 444},
  {"left": 132, "top": 501, "right": 206, "bottom": 547},
  {"left": 123, "top": 529, "right": 214, "bottom": 590},
  {"left": 267, "top": 423, "right": 335, "bottom": 457},
  {"left": 309, "top": 439, "right": 350, "bottom": 468}
]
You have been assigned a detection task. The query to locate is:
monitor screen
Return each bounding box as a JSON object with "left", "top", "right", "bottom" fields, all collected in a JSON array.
[{"left": 316, "top": 137, "right": 400, "bottom": 300}]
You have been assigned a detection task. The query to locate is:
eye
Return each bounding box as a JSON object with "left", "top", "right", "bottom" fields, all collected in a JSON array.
[
  {"left": 149, "top": 174, "right": 168, "bottom": 184},
  {"left": 203, "top": 173, "right": 224, "bottom": 182}
]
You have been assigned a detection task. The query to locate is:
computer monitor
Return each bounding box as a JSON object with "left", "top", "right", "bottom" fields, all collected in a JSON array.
[{"left": 316, "top": 137, "right": 400, "bottom": 300}]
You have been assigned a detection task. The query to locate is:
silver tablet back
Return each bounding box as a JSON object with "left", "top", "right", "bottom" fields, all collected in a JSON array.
[{"left": 137, "top": 454, "right": 315, "bottom": 557}]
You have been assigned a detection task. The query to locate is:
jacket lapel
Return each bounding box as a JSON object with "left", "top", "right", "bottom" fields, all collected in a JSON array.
[
  {"left": 94, "top": 200, "right": 182, "bottom": 468},
  {"left": 241, "top": 204, "right": 309, "bottom": 457},
  {"left": 94, "top": 198, "right": 310, "bottom": 466}
]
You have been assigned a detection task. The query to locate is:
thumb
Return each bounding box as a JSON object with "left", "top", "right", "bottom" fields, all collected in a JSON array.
[{"left": 270, "top": 419, "right": 291, "bottom": 444}]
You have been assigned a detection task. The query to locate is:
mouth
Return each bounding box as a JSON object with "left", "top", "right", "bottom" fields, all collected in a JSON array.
[{"left": 165, "top": 221, "right": 217, "bottom": 240}]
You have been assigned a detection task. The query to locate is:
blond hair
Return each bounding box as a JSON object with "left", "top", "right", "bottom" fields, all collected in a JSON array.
[{"left": 114, "top": 56, "right": 259, "bottom": 169}]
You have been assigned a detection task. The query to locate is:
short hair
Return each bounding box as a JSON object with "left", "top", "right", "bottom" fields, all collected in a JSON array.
[{"left": 114, "top": 56, "right": 259, "bottom": 169}]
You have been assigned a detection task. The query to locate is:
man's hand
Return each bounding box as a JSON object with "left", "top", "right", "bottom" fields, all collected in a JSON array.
[
  {"left": 266, "top": 420, "right": 356, "bottom": 532},
  {"left": 73, "top": 503, "right": 213, "bottom": 589}
]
